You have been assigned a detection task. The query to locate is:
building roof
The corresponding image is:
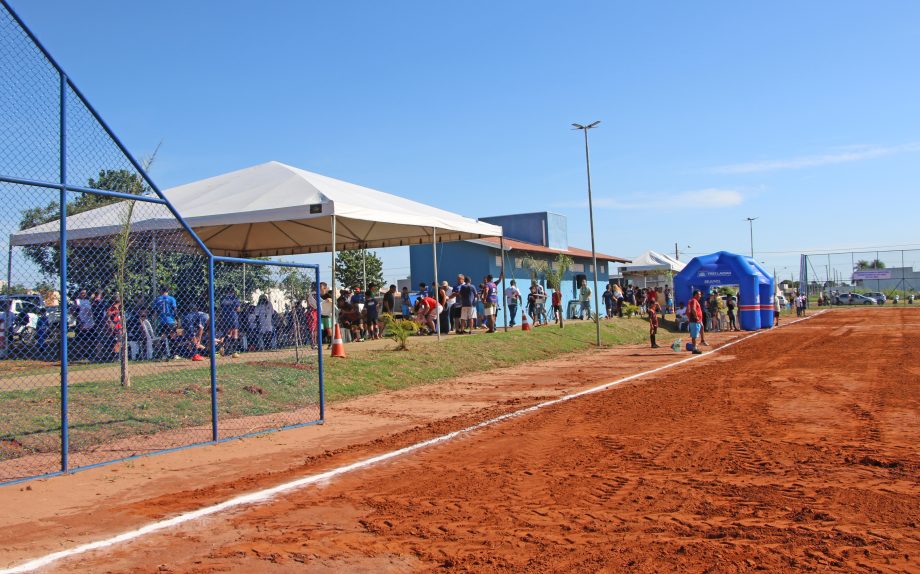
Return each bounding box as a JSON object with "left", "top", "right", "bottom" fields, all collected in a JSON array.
[{"left": 472, "top": 237, "right": 630, "bottom": 263}]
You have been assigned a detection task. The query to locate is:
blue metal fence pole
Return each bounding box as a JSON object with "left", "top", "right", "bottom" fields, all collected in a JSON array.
[
  {"left": 208, "top": 257, "right": 218, "bottom": 441},
  {"left": 315, "top": 266, "right": 324, "bottom": 422},
  {"left": 58, "top": 72, "right": 69, "bottom": 472}
]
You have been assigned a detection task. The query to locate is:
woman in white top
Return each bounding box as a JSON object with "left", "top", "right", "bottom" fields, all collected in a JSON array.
[{"left": 254, "top": 295, "right": 274, "bottom": 350}]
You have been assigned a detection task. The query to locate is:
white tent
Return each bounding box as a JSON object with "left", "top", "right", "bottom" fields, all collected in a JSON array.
[
  {"left": 11, "top": 161, "right": 502, "bottom": 256},
  {"left": 618, "top": 250, "right": 686, "bottom": 275},
  {"left": 11, "top": 161, "right": 505, "bottom": 340}
]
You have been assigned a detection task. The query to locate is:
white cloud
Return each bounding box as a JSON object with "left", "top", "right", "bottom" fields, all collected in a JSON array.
[
  {"left": 557, "top": 188, "right": 743, "bottom": 210},
  {"left": 709, "top": 143, "right": 920, "bottom": 174}
]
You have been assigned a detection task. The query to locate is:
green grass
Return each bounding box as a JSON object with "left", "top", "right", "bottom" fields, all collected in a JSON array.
[{"left": 0, "top": 317, "right": 673, "bottom": 461}]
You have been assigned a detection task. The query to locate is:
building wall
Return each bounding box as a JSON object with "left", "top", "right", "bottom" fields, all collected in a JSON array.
[
  {"left": 409, "top": 241, "right": 613, "bottom": 328},
  {"left": 480, "top": 212, "right": 568, "bottom": 250}
]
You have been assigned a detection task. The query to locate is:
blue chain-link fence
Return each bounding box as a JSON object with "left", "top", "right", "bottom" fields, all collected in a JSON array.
[{"left": 0, "top": 0, "right": 324, "bottom": 484}]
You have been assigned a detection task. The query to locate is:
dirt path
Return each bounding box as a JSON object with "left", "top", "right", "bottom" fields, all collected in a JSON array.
[{"left": 4, "top": 309, "right": 919, "bottom": 572}]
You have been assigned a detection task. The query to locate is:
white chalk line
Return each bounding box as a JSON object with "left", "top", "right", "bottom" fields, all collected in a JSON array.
[{"left": 1, "top": 311, "right": 826, "bottom": 573}]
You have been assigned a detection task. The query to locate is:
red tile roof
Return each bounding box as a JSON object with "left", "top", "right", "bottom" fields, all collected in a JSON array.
[{"left": 475, "top": 237, "right": 630, "bottom": 263}]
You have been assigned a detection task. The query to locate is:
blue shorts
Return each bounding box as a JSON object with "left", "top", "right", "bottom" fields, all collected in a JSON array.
[{"left": 689, "top": 322, "right": 702, "bottom": 339}]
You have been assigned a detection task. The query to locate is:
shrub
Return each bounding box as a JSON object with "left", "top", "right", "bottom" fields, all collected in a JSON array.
[{"left": 380, "top": 313, "right": 418, "bottom": 351}]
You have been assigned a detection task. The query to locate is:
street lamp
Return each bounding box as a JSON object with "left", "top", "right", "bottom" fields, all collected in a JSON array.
[
  {"left": 572, "top": 120, "right": 602, "bottom": 347},
  {"left": 745, "top": 217, "right": 758, "bottom": 258}
]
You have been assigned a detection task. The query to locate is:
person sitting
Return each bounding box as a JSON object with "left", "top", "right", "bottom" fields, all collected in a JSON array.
[
  {"left": 338, "top": 302, "right": 363, "bottom": 342},
  {"left": 675, "top": 302, "right": 689, "bottom": 331}
]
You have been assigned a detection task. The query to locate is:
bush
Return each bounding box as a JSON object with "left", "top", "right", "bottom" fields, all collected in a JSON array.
[
  {"left": 621, "top": 303, "right": 640, "bottom": 317},
  {"left": 380, "top": 313, "right": 418, "bottom": 351}
]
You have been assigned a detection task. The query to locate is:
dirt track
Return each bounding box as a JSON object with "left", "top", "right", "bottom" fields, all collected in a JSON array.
[{"left": 5, "top": 309, "right": 920, "bottom": 573}]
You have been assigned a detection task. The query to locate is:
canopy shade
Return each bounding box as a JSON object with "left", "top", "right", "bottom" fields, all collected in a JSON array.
[
  {"left": 11, "top": 161, "right": 504, "bottom": 256},
  {"left": 618, "top": 250, "right": 686, "bottom": 275}
]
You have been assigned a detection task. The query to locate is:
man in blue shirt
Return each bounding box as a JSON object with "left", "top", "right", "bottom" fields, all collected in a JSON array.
[
  {"left": 458, "top": 277, "right": 476, "bottom": 334},
  {"left": 153, "top": 287, "right": 177, "bottom": 335},
  {"left": 153, "top": 287, "right": 178, "bottom": 359},
  {"left": 219, "top": 289, "right": 242, "bottom": 357},
  {"left": 183, "top": 306, "right": 209, "bottom": 360}
]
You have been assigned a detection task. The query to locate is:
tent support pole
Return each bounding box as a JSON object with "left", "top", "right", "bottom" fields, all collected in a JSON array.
[
  {"left": 331, "top": 215, "right": 337, "bottom": 332},
  {"left": 6, "top": 242, "right": 11, "bottom": 294},
  {"left": 150, "top": 234, "right": 157, "bottom": 300},
  {"left": 362, "top": 247, "right": 367, "bottom": 295},
  {"left": 432, "top": 227, "right": 440, "bottom": 342},
  {"left": 500, "top": 236, "right": 507, "bottom": 332}
]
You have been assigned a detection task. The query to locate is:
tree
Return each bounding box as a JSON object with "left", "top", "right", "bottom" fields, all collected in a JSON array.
[
  {"left": 855, "top": 259, "right": 886, "bottom": 270},
  {"left": 18, "top": 169, "right": 149, "bottom": 291},
  {"left": 335, "top": 249, "right": 384, "bottom": 291},
  {"left": 523, "top": 253, "right": 573, "bottom": 290}
]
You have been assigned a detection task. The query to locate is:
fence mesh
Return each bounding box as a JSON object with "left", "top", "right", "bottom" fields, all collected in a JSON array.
[
  {"left": 800, "top": 250, "right": 920, "bottom": 305},
  {"left": 214, "top": 261, "right": 322, "bottom": 441},
  {"left": 0, "top": 1, "right": 323, "bottom": 484}
]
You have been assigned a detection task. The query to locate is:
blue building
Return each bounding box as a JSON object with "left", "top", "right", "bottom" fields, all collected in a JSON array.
[{"left": 409, "top": 212, "right": 629, "bottom": 327}]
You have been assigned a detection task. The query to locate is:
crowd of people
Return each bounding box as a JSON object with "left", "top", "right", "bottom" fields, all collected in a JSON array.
[
  {"left": 51, "top": 279, "right": 796, "bottom": 362},
  {"left": 65, "top": 286, "right": 320, "bottom": 364}
]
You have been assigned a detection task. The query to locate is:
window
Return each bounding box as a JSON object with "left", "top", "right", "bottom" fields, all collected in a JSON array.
[
  {"left": 514, "top": 258, "right": 523, "bottom": 269},
  {"left": 570, "top": 263, "right": 585, "bottom": 273},
  {"left": 495, "top": 255, "right": 503, "bottom": 266}
]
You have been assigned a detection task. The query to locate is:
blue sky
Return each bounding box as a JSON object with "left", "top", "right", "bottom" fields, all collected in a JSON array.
[{"left": 9, "top": 0, "right": 920, "bottom": 284}]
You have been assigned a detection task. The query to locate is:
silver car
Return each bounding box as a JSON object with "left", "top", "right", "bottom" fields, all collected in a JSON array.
[
  {"left": 863, "top": 291, "right": 887, "bottom": 304},
  {"left": 835, "top": 293, "right": 877, "bottom": 305}
]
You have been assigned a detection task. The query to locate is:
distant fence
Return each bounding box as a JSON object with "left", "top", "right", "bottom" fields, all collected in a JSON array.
[
  {"left": 0, "top": 1, "right": 323, "bottom": 485},
  {"left": 799, "top": 249, "right": 920, "bottom": 302}
]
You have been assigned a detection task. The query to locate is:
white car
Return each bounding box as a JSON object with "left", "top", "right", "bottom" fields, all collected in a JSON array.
[{"left": 0, "top": 296, "right": 45, "bottom": 344}]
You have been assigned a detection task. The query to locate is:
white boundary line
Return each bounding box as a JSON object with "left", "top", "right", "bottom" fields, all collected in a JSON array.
[{"left": 1, "top": 311, "right": 827, "bottom": 573}]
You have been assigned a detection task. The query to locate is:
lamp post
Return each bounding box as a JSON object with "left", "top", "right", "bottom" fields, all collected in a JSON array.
[
  {"left": 745, "top": 217, "right": 758, "bottom": 258},
  {"left": 572, "top": 120, "right": 602, "bottom": 347}
]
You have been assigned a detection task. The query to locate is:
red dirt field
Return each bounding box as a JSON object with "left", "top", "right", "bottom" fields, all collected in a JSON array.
[{"left": 3, "top": 309, "right": 920, "bottom": 573}]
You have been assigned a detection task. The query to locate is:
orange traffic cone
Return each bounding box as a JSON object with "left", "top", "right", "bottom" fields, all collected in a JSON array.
[
  {"left": 521, "top": 312, "right": 531, "bottom": 332},
  {"left": 330, "top": 324, "right": 347, "bottom": 358}
]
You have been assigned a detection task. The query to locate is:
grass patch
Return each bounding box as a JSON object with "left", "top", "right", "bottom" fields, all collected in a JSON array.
[{"left": 0, "top": 317, "right": 677, "bottom": 460}]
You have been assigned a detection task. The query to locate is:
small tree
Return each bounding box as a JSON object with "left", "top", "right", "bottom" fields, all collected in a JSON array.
[
  {"left": 523, "top": 255, "right": 547, "bottom": 285},
  {"left": 380, "top": 312, "right": 416, "bottom": 351},
  {"left": 335, "top": 249, "right": 384, "bottom": 291},
  {"left": 111, "top": 145, "right": 159, "bottom": 387},
  {"left": 545, "top": 254, "right": 573, "bottom": 291}
]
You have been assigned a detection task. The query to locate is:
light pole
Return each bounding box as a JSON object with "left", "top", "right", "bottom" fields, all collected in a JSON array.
[
  {"left": 572, "top": 120, "right": 602, "bottom": 347},
  {"left": 745, "top": 217, "right": 758, "bottom": 258}
]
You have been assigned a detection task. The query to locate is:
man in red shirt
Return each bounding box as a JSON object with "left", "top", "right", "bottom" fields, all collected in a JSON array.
[
  {"left": 686, "top": 290, "right": 704, "bottom": 354},
  {"left": 415, "top": 295, "right": 439, "bottom": 335}
]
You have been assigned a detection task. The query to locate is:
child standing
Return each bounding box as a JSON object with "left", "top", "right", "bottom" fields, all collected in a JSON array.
[
  {"left": 648, "top": 301, "right": 660, "bottom": 348},
  {"left": 551, "top": 289, "right": 564, "bottom": 328},
  {"left": 364, "top": 284, "right": 380, "bottom": 339}
]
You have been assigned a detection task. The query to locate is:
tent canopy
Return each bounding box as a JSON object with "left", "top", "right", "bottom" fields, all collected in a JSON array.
[
  {"left": 618, "top": 250, "right": 686, "bottom": 275},
  {"left": 11, "top": 161, "right": 503, "bottom": 257}
]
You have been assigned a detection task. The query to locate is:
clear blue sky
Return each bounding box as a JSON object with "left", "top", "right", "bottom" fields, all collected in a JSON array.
[{"left": 10, "top": 0, "right": 920, "bottom": 284}]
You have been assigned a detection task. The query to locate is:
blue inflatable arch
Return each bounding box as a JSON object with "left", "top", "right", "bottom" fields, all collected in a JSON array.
[{"left": 672, "top": 251, "right": 775, "bottom": 331}]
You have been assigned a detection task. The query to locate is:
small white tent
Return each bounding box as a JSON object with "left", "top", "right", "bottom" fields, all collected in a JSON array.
[{"left": 618, "top": 250, "right": 686, "bottom": 287}]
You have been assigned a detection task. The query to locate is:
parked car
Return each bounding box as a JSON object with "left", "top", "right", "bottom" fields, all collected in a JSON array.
[
  {"left": 0, "top": 295, "right": 45, "bottom": 344},
  {"left": 863, "top": 292, "right": 887, "bottom": 305},
  {"left": 835, "top": 293, "right": 877, "bottom": 305},
  {"left": 46, "top": 305, "right": 77, "bottom": 330}
]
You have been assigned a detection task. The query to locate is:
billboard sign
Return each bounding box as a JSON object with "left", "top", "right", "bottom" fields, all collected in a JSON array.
[{"left": 852, "top": 270, "right": 892, "bottom": 280}]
